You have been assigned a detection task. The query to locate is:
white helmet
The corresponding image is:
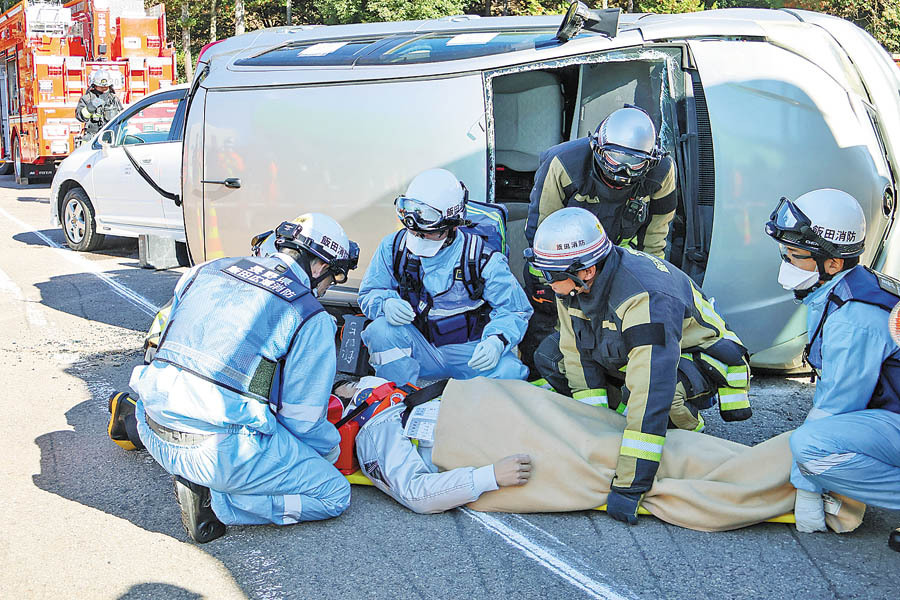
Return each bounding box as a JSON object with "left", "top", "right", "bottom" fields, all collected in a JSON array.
[
  {"left": 525, "top": 207, "right": 612, "bottom": 278},
  {"left": 591, "top": 106, "right": 662, "bottom": 185},
  {"left": 271, "top": 213, "right": 359, "bottom": 283},
  {"left": 765, "top": 189, "right": 866, "bottom": 259},
  {"left": 89, "top": 69, "right": 112, "bottom": 88},
  {"left": 394, "top": 168, "right": 468, "bottom": 233}
]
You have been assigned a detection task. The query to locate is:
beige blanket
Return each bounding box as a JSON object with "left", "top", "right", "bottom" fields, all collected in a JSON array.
[{"left": 431, "top": 378, "right": 864, "bottom": 532}]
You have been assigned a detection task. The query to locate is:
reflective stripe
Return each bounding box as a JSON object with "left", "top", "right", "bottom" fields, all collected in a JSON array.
[
  {"left": 528, "top": 264, "right": 543, "bottom": 277},
  {"left": 725, "top": 364, "right": 749, "bottom": 387},
  {"left": 368, "top": 346, "right": 412, "bottom": 366},
  {"left": 277, "top": 402, "right": 326, "bottom": 422},
  {"left": 529, "top": 378, "right": 555, "bottom": 391},
  {"left": 798, "top": 452, "right": 855, "bottom": 476},
  {"left": 693, "top": 413, "right": 705, "bottom": 433},
  {"left": 430, "top": 299, "right": 485, "bottom": 318},
  {"left": 615, "top": 403, "right": 628, "bottom": 416},
  {"left": 282, "top": 494, "right": 303, "bottom": 524},
  {"left": 718, "top": 387, "right": 750, "bottom": 411},
  {"left": 691, "top": 285, "right": 741, "bottom": 343},
  {"left": 620, "top": 430, "right": 665, "bottom": 462},
  {"left": 573, "top": 388, "right": 608, "bottom": 407},
  {"left": 700, "top": 352, "right": 728, "bottom": 379},
  {"left": 467, "top": 204, "right": 506, "bottom": 253}
]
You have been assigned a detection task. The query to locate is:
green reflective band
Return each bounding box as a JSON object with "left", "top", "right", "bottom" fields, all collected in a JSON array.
[
  {"left": 528, "top": 264, "right": 543, "bottom": 277},
  {"left": 529, "top": 378, "right": 555, "bottom": 392},
  {"left": 693, "top": 413, "right": 706, "bottom": 433},
  {"left": 700, "top": 352, "right": 728, "bottom": 379},
  {"left": 574, "top": 388, "right": 608, "bottom": 407},
  {"left": 618, "top": 237, "right": 637, "bottom": 249},
  {"left": 726, "top": 364, "right": 750, "bottom": 387},
  {"left": 620, "top": 430, "right": 665, "bottom": 462},
  {"left": 615, "top": 403, "right": 627, "bottom": 415},
  {"left": 719, "top": 387, "right": 750, "bottom": 411},
  {"left": 680, "top": 353, "right": 693, "bottom": 362}
]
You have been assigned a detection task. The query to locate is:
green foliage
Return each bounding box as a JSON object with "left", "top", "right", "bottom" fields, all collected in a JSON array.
[
  {"left": 315, "top": 0, "right": 468, "bottom": 24},
  {"left": 636, "top": 0, "right": 706, "bottom": 13},
  {"left": 789, "top": 0, "right": 899, "bottom": 53}
]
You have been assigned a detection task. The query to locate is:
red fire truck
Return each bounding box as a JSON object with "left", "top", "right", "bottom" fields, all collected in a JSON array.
[{"left": 0, "top": 0, "right": 175, "bottom": 183}]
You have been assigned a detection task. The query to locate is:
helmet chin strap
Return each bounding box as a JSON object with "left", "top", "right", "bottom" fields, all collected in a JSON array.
[
  {"left": 293, "top": 250, "right": 331, "bottom": 294},
  {"left": 792, "top": 255, "right": 834, "bottom": 300}
]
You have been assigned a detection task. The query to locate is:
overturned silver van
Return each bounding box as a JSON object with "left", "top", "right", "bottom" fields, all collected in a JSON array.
[{"left": 181, "top": 7, "right": 900, "bottom": 370}]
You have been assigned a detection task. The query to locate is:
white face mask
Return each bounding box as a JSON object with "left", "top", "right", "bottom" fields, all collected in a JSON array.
[
  {"left": 405, "top": 233, "right": 445, "bottom": 258},
  {"left": 778, "top": 260, "right": 819, "bottom": 291}
]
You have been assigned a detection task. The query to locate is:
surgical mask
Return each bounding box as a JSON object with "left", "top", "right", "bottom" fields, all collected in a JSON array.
[
  {"left": 405, "top": 233, "right": 445, "bottom": 258},
  {"left": 778, "top": 260, "right": 819, "bottom": 291}
]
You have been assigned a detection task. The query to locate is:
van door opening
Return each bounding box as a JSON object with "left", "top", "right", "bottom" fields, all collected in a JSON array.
[{"left": 487, "top": 48, "right": 706, "bottom": 283}]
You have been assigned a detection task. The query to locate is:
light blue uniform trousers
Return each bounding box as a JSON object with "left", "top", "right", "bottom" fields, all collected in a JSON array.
[
  {"left": 362, "top": 317, "right": 528, "bottom": 385},
  {"left": 136, "top": 402, "right": 350, "bottom": 525},
  {"left": 790, "top": 408, "right": 900, "bottom": 510}
]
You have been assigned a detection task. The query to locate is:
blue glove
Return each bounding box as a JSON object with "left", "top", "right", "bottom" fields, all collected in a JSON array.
[
  {"left": 468, "top": 336, "right": 504, "bottom": 372},
  {"left": 606, "top": 489, "right": 643, "bottom": 525},
  {"left": 383, "top": 297, "right": 415, "bottom": 326}
]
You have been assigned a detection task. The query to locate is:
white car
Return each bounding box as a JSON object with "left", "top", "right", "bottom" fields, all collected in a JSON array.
[{"left": 50, "top": 84, "right": 188, "bottom": 251}]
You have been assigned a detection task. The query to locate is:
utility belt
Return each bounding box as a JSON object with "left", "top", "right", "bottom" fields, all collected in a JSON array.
[
  {"left": 415, "top": 306, "right": 489, "bottom": 348},
  {"left": 146, "top": 415, "right": 214, "bottom": 446}
]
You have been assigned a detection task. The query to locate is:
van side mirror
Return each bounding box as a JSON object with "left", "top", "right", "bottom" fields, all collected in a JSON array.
[{"left": 99, "top": 129, "right": 114, "bottom": 156}]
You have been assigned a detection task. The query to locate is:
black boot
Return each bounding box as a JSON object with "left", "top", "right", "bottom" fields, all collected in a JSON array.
[
  {"left": 173, "top": 476, "right": 226, "bottom": 543},
  {"left": 107, "top": 392, "right": 145, "bottom": 451},
  {"left": 890, "top": 527, "right": 900, "bottom": 553}
]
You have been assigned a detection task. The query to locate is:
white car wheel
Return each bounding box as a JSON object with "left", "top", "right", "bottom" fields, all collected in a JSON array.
[{"left": 60, "top": 187, "right": 105, "bottom": 251}]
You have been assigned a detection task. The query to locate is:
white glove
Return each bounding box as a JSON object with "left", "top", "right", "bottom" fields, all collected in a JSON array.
[
  {"left": 468, "top": 336, "right": 504, "bottom": 372},
  {"left": 794, "top": 489, "right": 828, "bottom": 533},
  {"left": 383, "top": 297, "right": 415, "bottom": 326}
]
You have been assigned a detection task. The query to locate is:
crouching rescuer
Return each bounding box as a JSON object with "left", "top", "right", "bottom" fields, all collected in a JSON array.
[
  {"left": 109, "top": 214, "right": 360, "bottom": 543},
  {"left": 526, "top": 207, "right": 752, "bottom": 524}
]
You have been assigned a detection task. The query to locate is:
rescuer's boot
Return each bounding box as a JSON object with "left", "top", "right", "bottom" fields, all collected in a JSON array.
[
  {"left": 889, "top": 527, "right": 900, "bottom": 553},
  {"left": 173, "top": 476, "right": 226, "bottom": 544},
  {"left": 107, "top": 392, "right": 144, "bottom": 451}
]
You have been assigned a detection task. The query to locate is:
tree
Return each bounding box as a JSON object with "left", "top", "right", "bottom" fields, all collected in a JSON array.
[
  {"left": 315, "top": 0, "right": 469, "bottom": 24},
  {"left": 210, "top": 0, "right": 218, "bottom": 42},
  {"left": 235, "top": 0, "right": 246, "bottom": 35},
  {"left": 180, "top": 2, "right": 193, "bottom": 81},
  {"left": 787, "top": 0, "right": 900, "bottom": 53}
]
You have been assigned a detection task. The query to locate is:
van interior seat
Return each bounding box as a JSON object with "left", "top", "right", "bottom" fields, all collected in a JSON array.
[{"left": 492, "top": 71, "right": 564, "bottom": 173}]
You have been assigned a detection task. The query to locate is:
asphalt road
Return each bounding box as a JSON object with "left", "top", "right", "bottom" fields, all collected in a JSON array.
[{"left": 0, "top": 177, "right": 897, "bottom": 600}]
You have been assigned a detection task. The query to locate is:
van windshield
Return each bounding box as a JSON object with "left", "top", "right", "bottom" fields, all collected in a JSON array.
[{"left": 235, "top": 30, "right": 561, "bottom": 67}]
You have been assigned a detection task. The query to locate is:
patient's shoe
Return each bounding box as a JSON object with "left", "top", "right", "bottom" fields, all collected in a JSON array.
[
  {"left": 107, "top": 392, "right": 145, "bottom": 450},
  {"left": 173, "top": 476, "right": 226, "bottom": 544}
]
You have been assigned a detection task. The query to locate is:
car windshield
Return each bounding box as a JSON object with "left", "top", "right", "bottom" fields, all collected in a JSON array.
[{"left": 235, "top": 30, "right": 561, "bottom": 67}]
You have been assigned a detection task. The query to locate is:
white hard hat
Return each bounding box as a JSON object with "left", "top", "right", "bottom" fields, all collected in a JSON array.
[
  {"left": 525, "top": 207, "right": 612, "bottom": 275},
  {"left": 765, "top": 189, "right": 866, "bottom": 258},
  {"left": 591, "top": 106, "right": 660, "bottom": 185},
  {"left": 394, "top": 168, "right": 468, "bottom": 232},
  {"left": 274, "top": 213, "right": 359, "bottom": 283},
  {"left": 89, "top": 69, "right": 112, "bottom": 87}
]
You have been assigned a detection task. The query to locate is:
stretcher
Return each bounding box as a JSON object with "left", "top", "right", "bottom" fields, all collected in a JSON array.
[{"left": 343, "top": 470, "right": 796, "bottom": 523}]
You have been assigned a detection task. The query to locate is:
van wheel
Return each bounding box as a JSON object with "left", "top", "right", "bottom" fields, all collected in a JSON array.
[
  {"left": 61, "top": 187, "right": 105, "bottom": 251},
  {"left": 13, "top": 137, "right": 26, "bottom": 185}
]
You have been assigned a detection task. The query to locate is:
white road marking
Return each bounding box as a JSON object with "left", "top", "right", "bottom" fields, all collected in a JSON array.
[
  {"left": 0, "top": 207, "right": 160, "bottom": 317},
  {"left": 2, "top": 206, "right": 629, "bottom": 600},
  {"left": 0, "top": 264, "right": 48, "bottom": 327},
  {"left": 461, "top": 509, "right": 630, "bottom": 600}
]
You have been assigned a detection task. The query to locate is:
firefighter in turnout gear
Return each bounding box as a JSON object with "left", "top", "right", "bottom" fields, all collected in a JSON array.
[
  {"left": 527, "top": 207, "right": 751, "bottom": 524},
  {"left": 520, "top": 106, "right": 677, "bottom": 373},
  {"left": 359, "top": 168, "right": 532, "bottom": 384},
  {"left": 765, "top": 189, "right": 900, "bottom": 550},
  {"left": 75, "top": 69, "right": 124, "bottom": 137},
  {"left": 119, "top": 213, "right": 359, "bottom": 543}
]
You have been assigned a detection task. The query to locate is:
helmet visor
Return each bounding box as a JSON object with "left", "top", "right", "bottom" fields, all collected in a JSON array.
[
  {"left": 395, "top": 196, "right": 447, "bottom": 232},
  {"left": 765, "top": 197, "right": 815, "bottom": 249}
]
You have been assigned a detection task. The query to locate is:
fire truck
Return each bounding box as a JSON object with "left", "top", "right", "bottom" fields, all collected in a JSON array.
[{"left": 0, "top": 0, "right": 175, "bottom": 184}]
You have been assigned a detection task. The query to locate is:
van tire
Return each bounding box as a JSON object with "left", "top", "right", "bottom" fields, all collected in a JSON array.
[{"left": 61, "top": 187, "right": 106, "bottom": 252}]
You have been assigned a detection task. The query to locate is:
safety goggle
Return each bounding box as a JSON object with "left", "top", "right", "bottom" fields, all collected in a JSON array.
[
  {"left": 765, "top": 197, "right": 838, "bottom": 257},
  {"left": 394, "top": 196, "right": 465, "bottom": 233},
  {"left": 328, "top": 241, "right": 360, "bottom": 284},
  {"left": 592, "top": 142, "right": 655, "bottom": 177},
  {"left": 523, "top": 248, "right": 585, "bottom": 282}
]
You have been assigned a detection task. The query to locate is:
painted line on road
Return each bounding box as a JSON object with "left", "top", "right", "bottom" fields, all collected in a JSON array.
[
  {"left": 461, "top": 509, "right": 630, "bottom": 600},
  {"left": 0, "top": 207, "right": 160, "bottom": 318},
  {"left": 0, "top": 264, "right": 48, "bottom": 327}
]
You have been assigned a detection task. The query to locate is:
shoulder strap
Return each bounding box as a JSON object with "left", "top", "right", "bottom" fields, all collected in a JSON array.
[
  {"left": 400, "top": 379, "right": 449, "bottom": 427},
  {"left": 391, "top": 230, "right": 423, "bottom": 297},
  {"left": 460, "top": 232, "right": 493, "bottom": 300}
]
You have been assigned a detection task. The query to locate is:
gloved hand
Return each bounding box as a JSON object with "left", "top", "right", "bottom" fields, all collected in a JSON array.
[
  {"left": 606, "top": 489, "right": 644, "bottom": 525},
  {"left": 383, "top": 297, "right": 415, "bottom": 326},
  {"left": 81, "top": 107, "right": 94, "bottom": 120},
  {"left": 468, "top": 335, "right": 504, "bottom": 372},
  {"left": 794, "top": 489, "right": 827, "bottom": 533}
]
